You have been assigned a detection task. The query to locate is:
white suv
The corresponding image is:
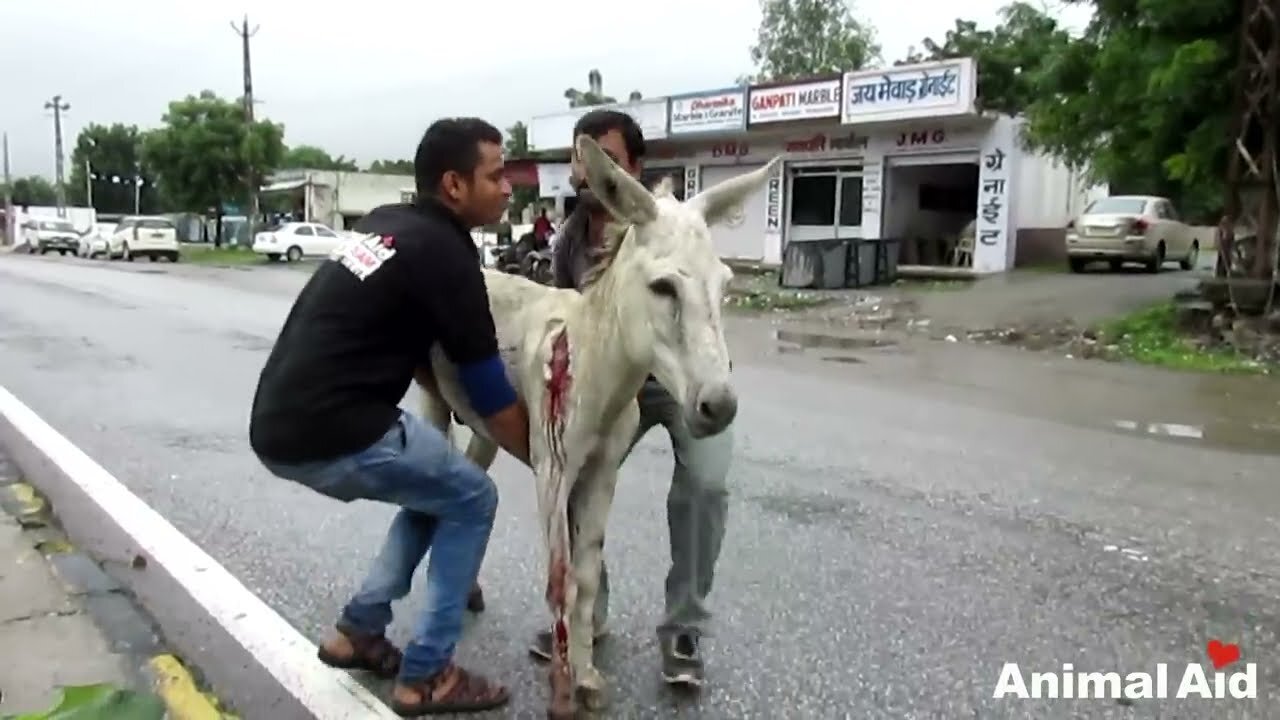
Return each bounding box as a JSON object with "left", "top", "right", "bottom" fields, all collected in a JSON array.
[{"left": 110, "top": 216, "right": 180, "bottom": 262}]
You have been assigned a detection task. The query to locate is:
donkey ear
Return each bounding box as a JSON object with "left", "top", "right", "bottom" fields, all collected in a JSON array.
[
  {"left": 688, "top": 155, "right": 782, "bottom": 227},
  {"left": 576, "top": 135, "right": 658, "bottom": 225}
]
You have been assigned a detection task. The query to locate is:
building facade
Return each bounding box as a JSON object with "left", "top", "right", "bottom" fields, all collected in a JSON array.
[
  {"left": 260, "top": 169, "right": 414, "bottom": 230},
  {"left": 526, "top": 57, "right": 1105, "bottom": 272}
]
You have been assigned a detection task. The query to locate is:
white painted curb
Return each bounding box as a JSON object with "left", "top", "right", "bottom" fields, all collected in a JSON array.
[{"left": 0, "top": 385, "right": 399, "bottom": 719}]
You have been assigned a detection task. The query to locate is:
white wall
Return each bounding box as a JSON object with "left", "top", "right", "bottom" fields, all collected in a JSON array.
[{"left": 1012, "top": 139, "right": 1109, "bottom": 230}]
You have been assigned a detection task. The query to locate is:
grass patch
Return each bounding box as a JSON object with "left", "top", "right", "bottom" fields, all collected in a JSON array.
[
  {"left": 180, "top": 244, "right": 268, "bottom": 267},
  {"left": 724, "top": 272, "right": 832, "bottom": 312},
  {"left": 1099, "top": 302, "right": 1267, "bottom": 374},
  {"left": 1015, "top": 261, "right": 1068, "bottom": 274}
]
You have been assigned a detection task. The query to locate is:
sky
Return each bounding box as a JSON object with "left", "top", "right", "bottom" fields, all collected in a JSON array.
[{"left": 1, "top": 0, "right": 1093, "bottom": 179}]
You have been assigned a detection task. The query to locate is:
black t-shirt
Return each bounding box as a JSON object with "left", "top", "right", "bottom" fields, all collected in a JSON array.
[{"left": 248, "top": 200, "right": 499, "bottom": 464}]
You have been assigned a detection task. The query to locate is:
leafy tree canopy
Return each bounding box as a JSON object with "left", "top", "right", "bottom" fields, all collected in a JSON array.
[
  {"left": 899, "top": 2, "right": 1074, "bottom": 116},
  {"left": 746, "top": 0, "right": 881, "bottom": 82},
  {"left": 67, "top": 122, "right": 158, "bottom": 213},
  {"left": 1021, "top": 0, "right": 1238, "bottom": 220},
  {"left": 366, "top": 159, "right": 414, "bottom": 174},
  {"left": 2, "top": 176, "right": 58, "bottom": 206},
  {"left": 280, "top": 144, "right": 358, "bottom": 171},
  {"left": 141, "top": 90, "right": 284, "bottom": 213}
]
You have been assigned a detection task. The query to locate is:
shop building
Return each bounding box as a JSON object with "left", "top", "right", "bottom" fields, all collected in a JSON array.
[{"left": 525, "top": 57, "right": 1104, "bottom": 273}]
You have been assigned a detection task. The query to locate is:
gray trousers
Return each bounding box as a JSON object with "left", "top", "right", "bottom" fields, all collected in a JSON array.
[{"left": 584, "top": 378, "right": 732, "bottom": 638}]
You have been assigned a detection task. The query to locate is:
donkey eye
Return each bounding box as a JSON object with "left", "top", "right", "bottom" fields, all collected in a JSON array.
[{"left": 649, "top": 278, "right": 678, "bottom": 298}]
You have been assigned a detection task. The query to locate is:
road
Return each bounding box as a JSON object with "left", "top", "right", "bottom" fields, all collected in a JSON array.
[{"left": 2, "top": 253, "right": 1279, "bottom": 719}]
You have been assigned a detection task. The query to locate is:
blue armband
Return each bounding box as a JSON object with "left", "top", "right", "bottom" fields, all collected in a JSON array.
[{"left": 457, "top": 354, "right": 518, "bottom": 417}]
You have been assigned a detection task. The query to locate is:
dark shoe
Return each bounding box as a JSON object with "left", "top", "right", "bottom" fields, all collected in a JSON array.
[
  {"left": 527, "top": 626, "right": 609, "bottom": 662},
  {"left": 466, "top": 582, "right": 485, "bottom": 613},
  {"left": 660, "top": 632, "right": 705, "bottom": 687},
  {"left": 316, "top": 626, "right": 403, "bottom": 679},
  {"left": 390, "top": 663, "right": 510, "bottom": 716}
]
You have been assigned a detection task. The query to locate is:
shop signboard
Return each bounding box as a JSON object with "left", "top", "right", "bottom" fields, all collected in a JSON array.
[
  {"left": 842, "top": 57, "right": 978, "bottom": 124},
  {"left": 667, "top": 87, "right": 747, "bottom": 135},
  {"left": 748, "top": 77, "right": 842, "bottom": 126}
]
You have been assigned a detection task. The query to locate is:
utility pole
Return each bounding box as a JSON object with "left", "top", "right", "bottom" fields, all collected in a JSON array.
[
  {"left": 44, "top": 95, "right": 70, "bottom": 217},
  {"left": 3, "top": 132, "right": 13, "bottom": 246},
  {"left": 230, "top": 15, "right": 261, "bottom": 236}
]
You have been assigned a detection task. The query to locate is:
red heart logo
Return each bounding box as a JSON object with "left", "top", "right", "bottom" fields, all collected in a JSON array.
[{"left": 1206, "top": 639, "right": 1241, "bottom": 669}]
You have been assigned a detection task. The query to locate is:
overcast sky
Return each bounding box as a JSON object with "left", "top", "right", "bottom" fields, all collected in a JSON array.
[{"left": 2, "top": 0, "right": 1092, "bottom": 178}]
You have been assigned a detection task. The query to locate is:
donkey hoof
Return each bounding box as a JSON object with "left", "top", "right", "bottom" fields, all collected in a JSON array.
[
  {"left": 546, "top": 702, "right": 577, "bottom": 720},
  {"left": 576, "top": 683, "right": 608, "bottom": 712}
]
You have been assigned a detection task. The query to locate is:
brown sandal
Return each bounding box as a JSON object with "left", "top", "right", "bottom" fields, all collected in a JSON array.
[
  {"left": 391, "top": 663, "right": 510, "bottom": 716},
  {"left": 316, "top": 626, "right": 402, "bottom": 679}
]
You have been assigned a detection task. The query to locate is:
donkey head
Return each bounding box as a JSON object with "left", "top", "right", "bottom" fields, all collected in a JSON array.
[{"left": 575, "top": 135, "right": 780, "bottom": 438}]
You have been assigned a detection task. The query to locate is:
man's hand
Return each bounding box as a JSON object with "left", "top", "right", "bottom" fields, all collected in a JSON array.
[{"left": 485, "top": 400, "right": 531, "bottom": 467}]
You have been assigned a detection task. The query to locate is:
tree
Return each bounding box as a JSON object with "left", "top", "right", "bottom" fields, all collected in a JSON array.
[
  {"left": 1020, "top": 0, "right": 1238, "bottom": 221},
  {"left": 746, "top": 0, "right": 881, "bottom": 82},
  {"left": 66, "top": 123, "right": 158, "bottom": 214},
  {"left": 141, "top": 91, "right": 284, "bottom": 244},
  {"left": 2, "top": 176, "right": 57, "bottom": 206},
  {"left": 281, "top": 144, "right": 358, "bottom": 171},
  {"left": 366, "top": 159, "right": 414, "bottom": 174},
  {"left": 899, "top": 2, "right": 1074, "bottom": 116},
  {"left": 563, "top": 69, "right": 640, "bottom": 108},
  {"left": 504, "top": 122, "right": 538, "bottom": 218}
]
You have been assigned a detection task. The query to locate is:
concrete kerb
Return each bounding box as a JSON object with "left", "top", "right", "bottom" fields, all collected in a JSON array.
[{"left": 0, "top": 385, "right": 399, "bottom": 720}]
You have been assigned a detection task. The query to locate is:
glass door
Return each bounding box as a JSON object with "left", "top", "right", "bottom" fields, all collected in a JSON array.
[
  {"left": 786, "top": 164, "right": 863, "bottom": 243},
  {"left": 835, "top": 172, "right": 864, "bottom": 240}
]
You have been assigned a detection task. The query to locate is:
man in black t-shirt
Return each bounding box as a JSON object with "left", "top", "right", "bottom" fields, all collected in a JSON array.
[{"left": 249, "top": 118, "right": 527, "bottom": 715}]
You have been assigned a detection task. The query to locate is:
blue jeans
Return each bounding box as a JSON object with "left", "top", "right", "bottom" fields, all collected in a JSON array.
[{"left": 258, "top": 410, "right": 498, "bottom": 681}]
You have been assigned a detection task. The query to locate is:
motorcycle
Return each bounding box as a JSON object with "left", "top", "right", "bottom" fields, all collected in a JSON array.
[{"left": 496, "top": 232, "right": 553, "bottom": 285}]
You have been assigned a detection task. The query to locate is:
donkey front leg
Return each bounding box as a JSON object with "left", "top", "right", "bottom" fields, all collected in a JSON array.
[{"left": 567, "top": 405, "right": 636, "bottom": 710}]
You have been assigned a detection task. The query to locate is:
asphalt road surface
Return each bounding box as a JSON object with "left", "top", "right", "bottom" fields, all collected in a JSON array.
[{"left": 2, "top": 253, "right": 1279, "bottom": 719}]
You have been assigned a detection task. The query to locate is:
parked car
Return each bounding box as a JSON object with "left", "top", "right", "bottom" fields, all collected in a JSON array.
[
  {"left": 1065, "top": 195, "right": 1199, "bottom": 273},
  {"left": 108, "top": 216, "right": 180, "bottom": 262},
  {"left": 251, "top": 222, "right": 344, "bottom": 262},
  {"left": 77, "top": 222, "right": 117, "bottom": 259},
  {"left": 24, "top": 218, "right": 81, "bottom": 255}
]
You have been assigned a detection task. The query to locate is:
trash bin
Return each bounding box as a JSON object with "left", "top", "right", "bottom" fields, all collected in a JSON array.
[
  {"left": 780, "top": 239, "right": 847, "bottom": 289},
  {"left": 844, "top": 239, "right": 879, "bottom": 288},
  {"left": 877, "top": 237, "right": 901, "bottom": 285}
]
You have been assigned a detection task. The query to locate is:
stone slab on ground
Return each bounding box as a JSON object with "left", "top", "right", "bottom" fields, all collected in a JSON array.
[{"left": 0, "top": 511, "right": 132, "bottom": 714}]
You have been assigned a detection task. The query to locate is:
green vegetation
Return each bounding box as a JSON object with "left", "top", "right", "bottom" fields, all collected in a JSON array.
[
  {"left": 1099, "top": 302, "right": 1268, "bottom": 374},
  {"left": 1, "top": 683, "right": 164, "bottom": 720},
  {"left": 724, "top": 273, "right": 831, "bottom": 312},
  {"left": 181, "top": 245, "right": 269, "bottom": 267}
]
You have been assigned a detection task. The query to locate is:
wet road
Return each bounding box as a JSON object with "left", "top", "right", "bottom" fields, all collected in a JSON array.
[{"left": 2, "top": 253, "right": 1279, "bottom": 719}]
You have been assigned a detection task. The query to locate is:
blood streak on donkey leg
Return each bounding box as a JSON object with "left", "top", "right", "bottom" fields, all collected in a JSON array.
[{"left": 543, "top": 329, "right": 575, "bottom": 717}]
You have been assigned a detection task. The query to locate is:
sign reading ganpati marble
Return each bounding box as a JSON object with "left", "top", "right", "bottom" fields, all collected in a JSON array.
[{"left": 842, "top": 58, "right": 978, "bottom": 124}]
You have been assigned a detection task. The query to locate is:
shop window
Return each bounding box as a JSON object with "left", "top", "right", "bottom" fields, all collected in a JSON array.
[
  {"left": 839, "top": 176, "right": 863, "bottom": 226},
  {"left": 790, "top": 175, "right": 837, "bottom": 225}
]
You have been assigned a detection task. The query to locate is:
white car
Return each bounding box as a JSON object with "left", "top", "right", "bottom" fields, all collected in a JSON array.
[
  {"left": 109, "top": 216, "right": 180, "bottom": 262},
  {"left": 1065, "top": 195, "right": 1198, "bottom": 273},
  {"left": 251, "top": 222, "right": 343, "bottom": 262},
  {"left": 77, "top": 222, "right": 117, "bottom": 259}
]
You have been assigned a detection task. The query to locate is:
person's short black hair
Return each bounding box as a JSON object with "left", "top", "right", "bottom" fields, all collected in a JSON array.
[
  {"left": 572, "top": 109, "right": 646, "bottom": 166},
  {"left": 414, "top": 117, "right": 504, "bottom": 198}
]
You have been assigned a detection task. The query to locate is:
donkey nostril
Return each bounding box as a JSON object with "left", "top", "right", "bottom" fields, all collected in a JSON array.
[{"left": 698, "top": 401, "right": 714, "bottom": 419}]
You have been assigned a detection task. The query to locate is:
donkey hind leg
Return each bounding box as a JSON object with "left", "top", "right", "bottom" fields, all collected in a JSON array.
[
  {"left": 566, "top": 417, "right": 631, "bottom": 711},
  {"left": 463, "top": 432, "right": 499, "bottom": 471},
  {"left": 536, "top": 450, "right": 582, "bottom": 720}
]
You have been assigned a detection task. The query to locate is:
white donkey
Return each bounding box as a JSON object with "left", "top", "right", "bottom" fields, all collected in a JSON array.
[{"left": 417, "top": 136, "right": 779, "bottom": 718}]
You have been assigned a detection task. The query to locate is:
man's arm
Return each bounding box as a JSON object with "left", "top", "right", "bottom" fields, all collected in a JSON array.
[{"left": 410, "top": 240, "right": 531, "bottom": 467}]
